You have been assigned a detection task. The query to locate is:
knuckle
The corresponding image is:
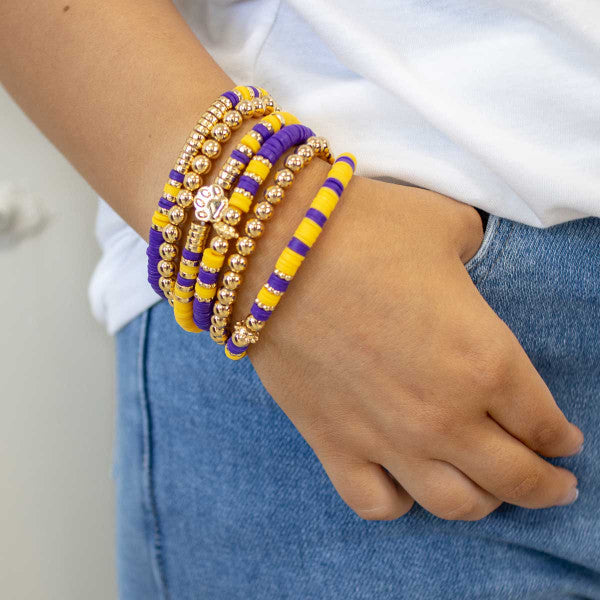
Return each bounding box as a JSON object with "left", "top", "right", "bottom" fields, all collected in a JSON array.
[
  {"left": 468, "top": 341, "right": 514, "bottom": 393},
  {"left": 530, "top": 420, "right": 565, "bottom": 451}
]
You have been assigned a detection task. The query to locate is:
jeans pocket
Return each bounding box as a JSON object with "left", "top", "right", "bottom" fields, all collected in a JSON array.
[{"left": 464, "top": 214, "right": 513, "bottom": 286}]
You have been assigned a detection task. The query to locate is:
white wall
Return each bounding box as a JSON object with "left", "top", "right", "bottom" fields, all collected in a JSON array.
[{"left": 0, "top": 86, "right": 117, "bottom": 599}]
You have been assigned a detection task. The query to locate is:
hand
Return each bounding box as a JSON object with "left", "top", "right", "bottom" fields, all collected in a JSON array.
[{"left": 236, "top": 161, "right": 583, "bottom": 521}]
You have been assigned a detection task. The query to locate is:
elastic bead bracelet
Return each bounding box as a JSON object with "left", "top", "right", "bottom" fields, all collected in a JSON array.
[
  {"left": 147, "top": 85, "right": 277, "bottom": 303},
  {"left": 209, "top": 135, "right": 333, "bottom": 340},
  {"left": 191, "top": 123, "right": 317, "bottom": 341},
  {"left": 173, "top": 111, "right": 301, "bottom": 332},
  {"left": 224, "top": 153, "right": 356, "bottom": 360}
]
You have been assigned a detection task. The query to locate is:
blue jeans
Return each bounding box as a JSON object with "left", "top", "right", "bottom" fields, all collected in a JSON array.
[{"left": 114, "top": 215, "right": 600, "bottom": 599}]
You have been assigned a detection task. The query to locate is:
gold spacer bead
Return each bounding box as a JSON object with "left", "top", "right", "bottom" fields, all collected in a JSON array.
[
  {"left": 202, "top": 139, "right": 221, "bottom": 159},
  {"left": 274, "top": 169, "right": 294, "bottom": 188},
  {"left": 159, "top": 242, "right": 178, "bottom": 261},
  {"left": 227, "top": 253, "right": 248, "bottom": 273},
  {"left": 157, "top": 260, "right": 175, "bottom": 278},
  {"left": 223, "top": 270, "right": 242, "bottom": 290},
  {"left": 245, "top": 218, "right": 265, "bottom": 238},
  {"left": 254, "top": 201, "right": 274, "bottom": 221},
  {"left": 236, "top": 236, "right": 255, "bottom": 256},
  {"left": 184, "top": 172, "right": 202, "bottom": 191},
  {"left": 211, "top": 123, "right": 231, "bottom": 143},
  {"left": 210, "top": 236, "right": 229, "bottom": 254}
]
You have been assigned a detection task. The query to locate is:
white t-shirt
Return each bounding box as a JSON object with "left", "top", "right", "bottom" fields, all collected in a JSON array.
[{"left": 89, "top": 0, "right": 600, "bottom": 334}]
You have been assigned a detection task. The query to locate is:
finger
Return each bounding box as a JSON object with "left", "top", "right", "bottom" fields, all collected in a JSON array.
[
  {"left": 444, "top": 416, "right": 578, "bottom": 509},
  {"left": 487, "top": 343, "right": 584, "bottom": 457},
  {"left": 318, "top": 455, "right": 414, "bottom": 521},
  {"left": 385, "top": 457, "right": 502, "bottom": 521}
]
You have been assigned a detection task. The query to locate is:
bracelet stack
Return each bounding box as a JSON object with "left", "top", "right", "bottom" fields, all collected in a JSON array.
[{"left": 146, "top": 84, "right": 355, "bottom": 360}]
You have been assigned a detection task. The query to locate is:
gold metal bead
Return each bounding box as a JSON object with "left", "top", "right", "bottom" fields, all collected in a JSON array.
[
  {"left": 223, "top": 208, "right": 242, "bottom": 226},
  {"left": 217, "top": 287, "right": 236, "bottom": 305},
  {"left": 274, "top": 169, "right": 294, "bottom": 188},
  {"left": 236, "top": 143, "right": 253, "bottom": 157},
  {"left": 245, "top": 171, "right": 264, "bottom": 184},
  {"left": 285, "top": 154, "right": 304, "bottom": 172},
  {"left": 159, "top": 276, "right": 174, "bottom": 293},
  {"left": 263, "top": 96, "right": 276, "bottom": 114},
  {"left": 223, "top": 109, "right": 243, "bottom": 130},
  {"left": 251, "top": 97, "right": 266, "bottom": 117},
  {"left": 228, "top": 253, "right": 248, "bottom": 273},
  {"left": 168, "top": 205, "right": 186, "bottom": 225},
  {"left": 184, "top": 172, "right": 202, "bottom": 191},
  {"left": 306, "top": 136, "right": 327, "bottom": 154},
  {"left": 219, "top": 95, "right": 233, "bottom": 110},
  {"left": 195, "top": 124, "right": 210, "bottom": 137},
  {"left": 223, "top": 270, "right": 242, "bottom": 290},
  {"left": 207, "top": 104, "right": 224, "bottom": 120},
  {"left": 157, "top": 260, "right": 175, "bottom": 278},
  {"left": 212, "top": 221, "right": 238, "bottom": 240},
  {"left": 236, "top": 236, "right": 255, "bottom": 256},
  {"left": 211, "top": 314, "right": 228, "bottom": 328},
  {"left": 255, "top": 201, "right": 274, "bottom": 221},
  {"left": 237, "top": 100, "right": 254, "bottom": 118},
  {"left": 264, "top": 185, "right": 284, "bottom": 205},
  {"left": 214, "top": 302, "right": 232, "bottom": 318},
  {"left": 163, "top": 224, "right": 181, "bottom": 243},
  {"left": 231, "top": 323, "right": 257, "bottom": 346},
  {"left": 296, "top": 144, "right": 315, "bottom": 161},
  {"left": 159, "top": 242, "right": 177, "bottom": 261},
  {"left": 191, "top": 155, "right": 211, "bottom": 175},
  {"left": 245, "top": 315, "right": 265, "bottom": 332},
  {"left": 202, "top": 139, "right": 222, "bottom": 159},
  {"left": 245, "top": 218, "right": 265, "bottom": 238},
  {"left": 211, "top": 123, "right": 231, "bottom": 143},
  {"left": 210, "top": 236, "right": 229, "bottom": 255},
  {"left": 209, "top": 324, "right": 227, "bottom": 342},
  {"left": 176, "top": 189, "right": 194, "bottom": 208},
  {"left": 274, "top": 268, "right": 293, "bottom": 281}
]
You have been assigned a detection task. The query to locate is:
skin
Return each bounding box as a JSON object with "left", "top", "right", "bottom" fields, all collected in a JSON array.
[{"left": 0, "top": 0, "right": 583, "bottom": 522}]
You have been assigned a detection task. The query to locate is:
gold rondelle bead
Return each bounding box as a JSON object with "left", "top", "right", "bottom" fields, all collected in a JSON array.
[
  {"left": 159, "top": 242, "right": 177, "bottom": 261},
  {"left": 211, "top": 123, "right": 232, "bottom": 143},
  {"left": 236, "top": 236, "right": 255, "bottom": 256},
  {"left": 264, "top": 185, "right": 284, "bottom": 205},
  {"left": 210, "top": 236, "right": 229, "bottom": 255},
  {"left": 212, "top": 221, "right": 239, "bottom": 240},
  {"left": 255, "top": 201, "right": 274, "bottom": 221},
  {"left": 245, "top": 218, "right": 265, "bottom": 238},
  {"left": 191, "top": 155, "right": 211, "bottom": 175},
  {"left": 228, "top": 253, "right": 248, "bottom": 272},
  {"left": 209, "top": 324, "right": 226, "bottom": 340},
  {"left": 274, "top": 169, "right": 294, "bottom": 188},
  {"left": 202, "top": 139, "right": 222, "bottom": 159},
  {"left": 157, "top": 260, "right": 175, "bottom": 278},
  {"left": 223, "top": 110, "right": 243, "bottom": 130},
  {"left": 168, "top": 205, "right": 186, "bottom": 225},
  {"left": 237, "top": 99, "right": 254, "bottom": 118},
  {"left": 263, "top": 96, "right": 276, "bottom": 114},
  {"left": 285, "top": 154, "right": 304, "bottom": 172}
]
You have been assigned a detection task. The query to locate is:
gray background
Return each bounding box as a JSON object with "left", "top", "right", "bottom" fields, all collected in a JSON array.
[{"left": 0, "top": 86, "right": 117, "bottom": 598}]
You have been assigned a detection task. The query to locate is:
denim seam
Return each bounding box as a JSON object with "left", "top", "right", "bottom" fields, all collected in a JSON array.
[{"left": 137, "top": 308, "right": 170, "bottom": 600}]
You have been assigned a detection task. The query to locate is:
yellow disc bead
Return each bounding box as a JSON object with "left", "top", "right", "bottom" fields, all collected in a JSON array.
[
  {"left": 247, "top": 159, "right": 270, "bottom": 181},
  {"left": 229, "top": 192, "right": 253, "bottom": 214},
  {"left": 163, "top": 183, "right": 181, "bottom": 198},
  {"left": 234, "top": 85, "right": 252, "bottom": 100},
  {"left": 311, "top": 188, "right": 339, "bottom": 218},
  {"left": 294, "top": 218, "right": 321, "bottom": 247},
  {"left": 225, "top": 347, "right": 247, "bottom": 360},
  {"left": 256, "top": 287, "right": 281, "bottom": 309},
  {"left": 240, "top": 134, "right": 261, "bottom": 154},
  {"left": 195, "top": 284, "right": 216, "bottom": 300},
  {"left": 201, "top": 248, "right": 226, "bottom": 270}
]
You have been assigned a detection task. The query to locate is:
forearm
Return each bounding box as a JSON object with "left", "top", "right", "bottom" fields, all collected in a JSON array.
[{"left": 0, "top": 0, "right": 232, "bottom": 238}]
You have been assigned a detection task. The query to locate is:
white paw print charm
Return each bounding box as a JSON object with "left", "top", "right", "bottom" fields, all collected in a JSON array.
[{"left": 194, "top": 183, "right": 228, "bottom": 222}]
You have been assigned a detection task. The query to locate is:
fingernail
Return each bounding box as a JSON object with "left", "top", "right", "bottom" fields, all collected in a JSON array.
[
  {"left": 575, "top": 443, "right": 584, "bottom": 455},
  {"left": 558, "top": 487, "right": 579, "bottom": 506}
]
